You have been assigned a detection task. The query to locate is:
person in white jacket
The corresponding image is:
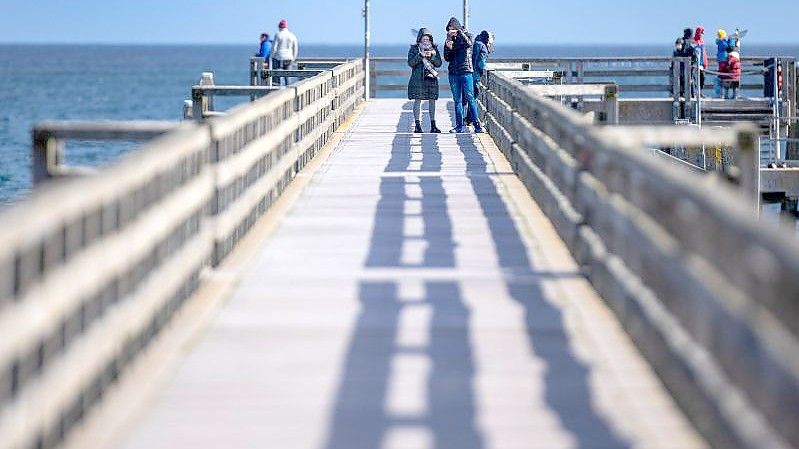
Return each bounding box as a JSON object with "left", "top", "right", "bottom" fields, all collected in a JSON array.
[{"left": 271, "top": 19, "right": 299, "bottom": 86}]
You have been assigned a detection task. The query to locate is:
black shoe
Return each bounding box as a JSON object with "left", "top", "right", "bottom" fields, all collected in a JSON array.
[
  {"left": 414, "top": 120, "right": 423, "bottom": 133},
  {"left": 429, "top": 121, "right": 441, "bottom": 133}
]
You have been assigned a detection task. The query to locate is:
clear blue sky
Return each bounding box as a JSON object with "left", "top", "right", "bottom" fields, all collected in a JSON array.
[{"left": 1, "top": 0, "right": 796, "bottom": 45}]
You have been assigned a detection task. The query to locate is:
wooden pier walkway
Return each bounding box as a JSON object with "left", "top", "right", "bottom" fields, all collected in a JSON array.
[{"left": 100, "top": 100, "right": 706, "bottom": 449}]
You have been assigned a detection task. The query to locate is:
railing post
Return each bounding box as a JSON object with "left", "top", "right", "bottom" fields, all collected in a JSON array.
[
  {"left": 605, "top": 84, "right": 619, "bottom": 124},
  {"left": 789, "top": 62, "right": 799, "bottom": 160},
  {"left": 201, "top": 72, "right": 215, "bottom": 112},
  {"left": 737, "top": 129, "right": 760, "bottom": 212},
  {"left": 191, "top": 88, "right": 204, "bottom": 122},
  {"left": 182, "top": 100, "right": 193, "bottom": 120},
  {"left": 31, "top": 131, "right": 61, "bottom": 185},
  {"left": 369, "top": 59, "right": 377, "bottom": 99},
  {"left": 249, "top": 57, "right": 258, "bottom": 87},
  {"left": 363, "top": 0, "right": 370, "bottom": 100},
  {"left": 773, "top": 59, "right": 781, "bottom": 160},
  {"left": 671, "top": 57, "right": 681, "bottom": 121}
]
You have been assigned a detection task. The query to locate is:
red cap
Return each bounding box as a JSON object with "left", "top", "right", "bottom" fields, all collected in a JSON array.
[{"left": 279, "top": 19, "right": 288, "bottom": 29}]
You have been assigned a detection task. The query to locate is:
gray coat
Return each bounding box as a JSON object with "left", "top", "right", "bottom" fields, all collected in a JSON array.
[{"left": 407, "top": 28, "right": 442, "bottom": 100}]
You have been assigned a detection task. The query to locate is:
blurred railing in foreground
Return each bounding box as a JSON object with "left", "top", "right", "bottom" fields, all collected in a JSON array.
[
  {"left": 0, "top": 59, "right": 364, "bottom": 449},
  {"left": 480, "top": 68, "right": 799, "bottom": 449}
]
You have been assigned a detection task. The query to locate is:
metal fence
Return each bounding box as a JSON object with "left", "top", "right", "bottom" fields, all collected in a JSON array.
[
  {"left": 0, "top": 60, "right": 364, "bottom": 449},
  {"left": 480, "top": 68, "right": 799, "bottom": 449}
]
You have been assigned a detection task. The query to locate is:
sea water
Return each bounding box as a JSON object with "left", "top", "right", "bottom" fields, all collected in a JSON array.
[{"left": 1, "top": 43, "right": 797, "bottom": 206}]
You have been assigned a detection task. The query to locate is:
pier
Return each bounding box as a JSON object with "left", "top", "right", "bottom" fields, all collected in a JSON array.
[{"left": 2, "top": 55, "right": 799, "bottom": 449}]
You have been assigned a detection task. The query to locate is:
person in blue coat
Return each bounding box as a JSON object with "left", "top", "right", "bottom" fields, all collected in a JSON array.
[
  {"left": 715, "top": 30, "right": 732, "bottom": 97},
  {"left": 256, "top": 33, "right": 272, "bottom": 58},
  {"left": 465, "top": 31, "right": 493, "bottom": 126}
]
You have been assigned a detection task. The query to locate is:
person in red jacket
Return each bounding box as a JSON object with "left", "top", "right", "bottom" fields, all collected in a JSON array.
[
  {"left": 722, "top": 48, "right": 742, "bottom": 99},
  {"left": 692, "top": 27, "right": 708, "bottom": 97}
]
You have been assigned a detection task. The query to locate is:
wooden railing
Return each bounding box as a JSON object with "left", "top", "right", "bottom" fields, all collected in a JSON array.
[
  {"left": 480, "top": 68, "right": 799, "bottom": 449},
  {"left": 364, "top": 56, "right": 796, "bottom": 103},
  {"left": 0, "top": 59, "right": 364, "bottom": 449}
]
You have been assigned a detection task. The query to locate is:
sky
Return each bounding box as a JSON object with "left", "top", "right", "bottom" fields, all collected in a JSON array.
[{"left": 0, "top": 0, "right": 796, "bottom": 45}]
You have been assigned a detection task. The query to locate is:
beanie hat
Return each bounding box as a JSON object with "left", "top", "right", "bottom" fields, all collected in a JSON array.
[
  {"left": 717, "top": 29, "right": 727, "bottom": 39},
  {"left": 279, "top": 19, "right": 288, "bottom": 29}
]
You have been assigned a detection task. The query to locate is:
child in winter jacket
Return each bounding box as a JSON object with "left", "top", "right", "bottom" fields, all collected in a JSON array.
[{"left": 722, "top": 48, "right": 742, "bottom": 99}]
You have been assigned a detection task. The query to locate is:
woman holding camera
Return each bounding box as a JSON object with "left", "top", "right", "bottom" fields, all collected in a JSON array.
[{"left": 407, "top": 28, "right": 443, "bottom": 133}]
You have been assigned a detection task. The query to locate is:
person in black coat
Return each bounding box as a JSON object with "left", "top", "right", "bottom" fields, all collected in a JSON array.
[{"left": 407, "top": 28, "right": 443, "bottom": 133}]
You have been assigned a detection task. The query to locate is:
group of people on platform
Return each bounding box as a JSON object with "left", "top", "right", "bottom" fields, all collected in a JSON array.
[
  {"left": 255, "top": 19, "right": 299, "bottom": 86},
  {"left": 407, "top": 17, "right": 494, "bottom": 134},
  {"left": 673, "top": 27, "right": 744, "bottom": 99}
]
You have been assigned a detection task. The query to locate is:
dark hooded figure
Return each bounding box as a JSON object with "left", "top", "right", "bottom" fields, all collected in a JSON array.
[
  {"left": 673, "top": 28, "right": 696, "bottom": 99},
  {"left": 407, "top": 28, "right": 443, "bottom": 133},
  {"left": 465, "top": 30, "right": 493, "bottom": 126},
  {"left": 681, "top": 28, "right": 695, "bottom": 57},
  {"left": 443, "top": 17, "right": 482, "bottom": 133}
]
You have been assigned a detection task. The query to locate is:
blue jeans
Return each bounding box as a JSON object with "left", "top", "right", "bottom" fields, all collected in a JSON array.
[
  {"left": 449, "top": 73, "right": 480, "bottom": 129},
  {"left": 272, "top": 59, "right": 295, "bottom": 86}
]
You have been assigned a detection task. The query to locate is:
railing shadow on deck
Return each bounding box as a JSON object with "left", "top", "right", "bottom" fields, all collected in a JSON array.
[{"left": 322, "top": 104, "right": 630, "bottom": 449}]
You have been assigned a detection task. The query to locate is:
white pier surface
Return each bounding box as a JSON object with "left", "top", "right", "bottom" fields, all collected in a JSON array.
[{"left": 111, "top": 100, "right": 707, "bottom": 449}]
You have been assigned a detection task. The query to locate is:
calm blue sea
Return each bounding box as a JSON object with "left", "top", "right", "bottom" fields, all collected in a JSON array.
[{"left": 1, "top": 43, "right": 798, "bottom": 206}]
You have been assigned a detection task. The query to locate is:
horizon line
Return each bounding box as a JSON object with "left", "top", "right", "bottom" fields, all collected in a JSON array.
[{"left": 2, "top": 41, "right": 799, "bottom": 47}]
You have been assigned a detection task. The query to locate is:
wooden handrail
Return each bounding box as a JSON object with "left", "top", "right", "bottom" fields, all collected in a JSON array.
[
  {"left": 0, "top": 59, "right": 365, "bottom": 449},
  {"left": 480, "top": 68, "right": 799, "bottom": 449}
]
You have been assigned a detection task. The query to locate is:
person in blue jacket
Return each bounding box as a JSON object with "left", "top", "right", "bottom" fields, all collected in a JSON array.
[
  {"left": 715, "top": 30, "right": 732, "bottom": 97},
  {"left": 256, "top": 33, "right": 272, "bottom": 58},
  {"left": 465, "top": 31, "right": 493, "bottom": 127}
]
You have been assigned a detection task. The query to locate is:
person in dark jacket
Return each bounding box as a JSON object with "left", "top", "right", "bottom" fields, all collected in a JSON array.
[
  {"left": 673, "top": 38, "right": 688, "bottom": 98},
  {"left": 678, "top": 27, "right": 700, "bottom": 97},
  {"left": 465, "top": 30, "right": 492, "bottom": 126},
  {"left": 256, "top": 33, "right": 272, "bottom": 58},
  {"left": 408, "top": 28, "right": 443, "bottom": 133},
  {"left": 443, "top": 17, "right": 482, "bottom": 133}
]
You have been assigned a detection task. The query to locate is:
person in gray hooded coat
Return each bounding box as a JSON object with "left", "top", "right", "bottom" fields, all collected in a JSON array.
[{"left": 407, "top": 28, "right": 443, "bottom": 133}]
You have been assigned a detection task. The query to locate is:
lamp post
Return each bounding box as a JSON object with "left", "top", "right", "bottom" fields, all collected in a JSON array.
[
  {"left": 363, "top": 0, "right": 371, "bottom": 100},
  {"left": 463, "top": 0, "right": 469, "bottom": 30}
]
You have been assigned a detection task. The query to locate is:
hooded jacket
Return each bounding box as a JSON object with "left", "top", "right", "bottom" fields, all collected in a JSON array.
[
  {"left": 716, "top": 37, "right": 732, "bottom": 63},
  {"left": 407, "top": 28, "right": 443, "bottom": 100},
  {"left": 472, "top": 31, "right": 490, "bottom": 82},
  {"left": 678, "top": 28, "right": 695, "bottom": 59},
  {"left": 724, "top": 51, "right": 741, "bottom": 81},
  {"left": 257, "top": 38, "right": 272, "bottom": 58},
  {"left": 443, "top": 17, "right": 474, "bottom": 75},
  {"left": 693, "top": 27, "right": 707, "bottom": 68}
]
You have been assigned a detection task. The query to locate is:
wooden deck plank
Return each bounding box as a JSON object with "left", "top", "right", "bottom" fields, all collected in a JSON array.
[{"left": 111, "top": 99, "right": 707, "bottom": 449}]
